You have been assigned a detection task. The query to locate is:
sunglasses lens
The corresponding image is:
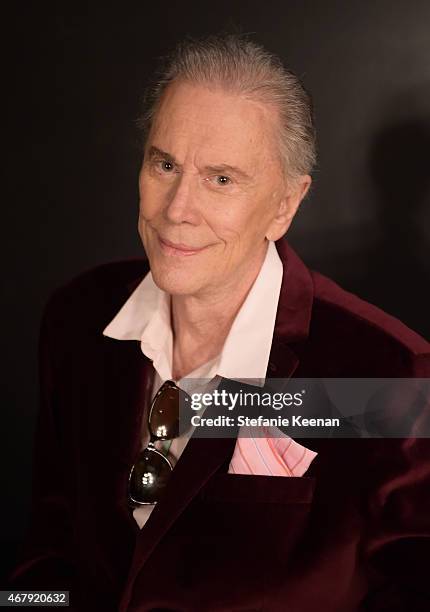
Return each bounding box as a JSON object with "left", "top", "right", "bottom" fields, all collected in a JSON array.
[
  {"left": 128, "top": 447, "right": 172, "bottom": 505},
  {"left": 149, "top": 382, "right": 180, "bottom": 439}
]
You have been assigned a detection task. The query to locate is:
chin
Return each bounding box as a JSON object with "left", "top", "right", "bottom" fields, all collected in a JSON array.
[{"left": 150, "top": 265, "right": 202, "bottom": 296}]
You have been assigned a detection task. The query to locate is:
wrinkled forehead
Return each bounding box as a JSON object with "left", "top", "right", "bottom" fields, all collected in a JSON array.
[{"left": 147, "top": 81, "right": 282, "bottom": 170}]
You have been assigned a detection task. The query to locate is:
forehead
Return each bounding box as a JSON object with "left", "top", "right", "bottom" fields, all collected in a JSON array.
[{"left": 148, "top": 81, "right": 280, "bottom": 168}]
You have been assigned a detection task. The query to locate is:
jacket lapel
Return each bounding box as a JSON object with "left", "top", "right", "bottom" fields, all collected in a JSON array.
[{"left": 102, "top": 337, "right": 155, "bottom": 469}]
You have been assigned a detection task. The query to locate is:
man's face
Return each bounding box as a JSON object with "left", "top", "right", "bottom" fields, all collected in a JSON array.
[{"left": 138, "top": 81, "right": 297, "bottom": 297}]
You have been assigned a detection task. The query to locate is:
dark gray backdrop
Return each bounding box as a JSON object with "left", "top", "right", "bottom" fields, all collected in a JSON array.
[{"left": 2, "top": 0, "right": 429, "bottom": 580}]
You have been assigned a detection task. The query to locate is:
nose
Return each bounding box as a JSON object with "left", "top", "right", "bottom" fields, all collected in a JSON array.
[{"left": 163, "top": 171, "right": 200, "bottom": 225}]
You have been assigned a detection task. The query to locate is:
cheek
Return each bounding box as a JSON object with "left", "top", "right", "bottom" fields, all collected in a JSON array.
[
  {"left": 137, "top": 183, "right": 156, "bottom": 239},
  {"left": 205, "top": 212, "right": 243, "bottom": 246},
  {"left": 137, "top": 211, "right": 147, "bottom": 247},
  {"left": 211, "top": 200, "right": 269, "bottom": 246},
  {"left": 139, "top": 178, "right": 163, "bottom": 220},
  {"left": 247, "top": 195, "right": 277, "bottom": 233}
]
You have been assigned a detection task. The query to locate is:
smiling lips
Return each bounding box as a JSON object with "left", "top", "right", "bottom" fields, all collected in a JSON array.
[{"left": 158, "top": 235, "right": 208, "bottom": 256}]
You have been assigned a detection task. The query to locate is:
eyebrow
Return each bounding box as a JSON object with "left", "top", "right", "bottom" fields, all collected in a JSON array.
[{"left": 146, "top": 145, "right": 253, "bottom": 182}]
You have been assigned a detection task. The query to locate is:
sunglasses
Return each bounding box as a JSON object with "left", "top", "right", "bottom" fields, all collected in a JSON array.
[{"left": 128, "top": 379, "right": 192, "bottom": 507}]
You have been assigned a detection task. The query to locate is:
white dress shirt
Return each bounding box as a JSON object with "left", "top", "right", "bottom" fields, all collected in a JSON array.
[{"left": 103, "top": 239, "right": 283, "bottom": 528}]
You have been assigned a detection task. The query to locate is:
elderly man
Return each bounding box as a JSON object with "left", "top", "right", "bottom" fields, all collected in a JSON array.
[{"left": 7, "top": 34, "right": 430, "bottom": 611}]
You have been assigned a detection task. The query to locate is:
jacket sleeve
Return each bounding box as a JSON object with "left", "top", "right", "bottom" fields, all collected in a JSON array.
[
  {"left": 359, "top": 353, "right": 430, "bottom": 611},
  {"left": 6, "top": 294, "right": 77, "bottom": 593}
]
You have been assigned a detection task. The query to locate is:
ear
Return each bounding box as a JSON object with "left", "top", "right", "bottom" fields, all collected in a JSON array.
[{"left": 265, "top": 175, "right": 312, "bottom": 241}]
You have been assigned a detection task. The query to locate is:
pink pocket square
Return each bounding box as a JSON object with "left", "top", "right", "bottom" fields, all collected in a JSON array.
[{"left": 228, "top": 425, "right": 318, "bottom": 477}]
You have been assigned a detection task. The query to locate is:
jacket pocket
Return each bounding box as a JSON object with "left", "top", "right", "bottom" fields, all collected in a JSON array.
[{"left": 200, "top": 472, "right": 316, "bottom": 504}]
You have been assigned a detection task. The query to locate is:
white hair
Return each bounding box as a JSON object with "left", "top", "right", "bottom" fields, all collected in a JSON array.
[{"left": 137, "top": 34, "right": 317, "bottom": 181}]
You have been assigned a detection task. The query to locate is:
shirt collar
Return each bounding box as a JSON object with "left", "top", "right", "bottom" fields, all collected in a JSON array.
[{"left": 103, "top": 240, "right": 283, "bottom": 385}]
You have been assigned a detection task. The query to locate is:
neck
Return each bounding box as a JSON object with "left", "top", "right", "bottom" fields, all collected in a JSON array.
[{"left": 170, "top": 241, "right": 269, "bottom": 360}]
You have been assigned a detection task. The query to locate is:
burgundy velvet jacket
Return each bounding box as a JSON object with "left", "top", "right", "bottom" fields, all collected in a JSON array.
[{"left": 6, "top": 238, "right": 430, "bottom": 611}]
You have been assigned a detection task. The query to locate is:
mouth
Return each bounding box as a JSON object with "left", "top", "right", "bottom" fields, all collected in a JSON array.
[{"left": 157, "top": 235, "right": 209, "bottom": 257}]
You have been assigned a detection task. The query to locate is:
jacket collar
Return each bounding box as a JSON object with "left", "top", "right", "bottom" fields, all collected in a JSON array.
[
  {"left": 273, "top": 238, "right": 314, "bottom": 342},
  {"left": 266, "top": 238, "right": 314, "bottom": 380}
]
